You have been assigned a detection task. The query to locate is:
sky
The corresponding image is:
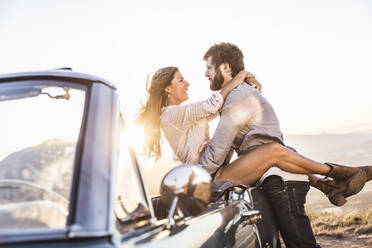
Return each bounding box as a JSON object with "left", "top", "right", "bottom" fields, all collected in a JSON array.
[
  {"left": 1, "top": 0, "right": 372, "bottom": 135},
  {"left": 0, "top": 88, "right": 85, "bottom": 160}
]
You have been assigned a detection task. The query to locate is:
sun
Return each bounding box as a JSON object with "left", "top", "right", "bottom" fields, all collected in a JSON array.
[{"left": 120, "top": 121, "right": 146, "bottom": 153}]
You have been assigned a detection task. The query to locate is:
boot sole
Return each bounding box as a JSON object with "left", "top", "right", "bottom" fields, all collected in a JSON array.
[
  {"left": 329, "top": 193, "right": 346, "bottom": 206},
  {"left": 328, "top": 170, "right": 366, "bottom": 206},
  {"left": 344, "top": 169, "right": 366, "bottom": 197}
]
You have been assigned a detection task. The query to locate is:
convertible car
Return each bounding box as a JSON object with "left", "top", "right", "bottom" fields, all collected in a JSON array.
[{"left": 0, "top": 69, "right": 279, "bottom": 247}]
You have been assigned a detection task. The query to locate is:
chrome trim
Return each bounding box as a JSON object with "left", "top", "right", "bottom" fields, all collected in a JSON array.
[
  {"left": 160, "top": 164, "right": 212, "bottom": 217},
  {"left": 129, "top": 147, "right": 156, "bottom": 222}
]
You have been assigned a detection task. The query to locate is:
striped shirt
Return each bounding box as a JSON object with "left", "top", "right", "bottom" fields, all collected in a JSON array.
[{"left": 160, "top": 92, "right": 223, "bottom": 164}]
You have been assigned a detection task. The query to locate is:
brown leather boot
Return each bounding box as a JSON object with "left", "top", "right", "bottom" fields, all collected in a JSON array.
[
  {"left": 309, "top": 175, "right": 335, "bottom": 195},
  {"left": 342, "top": 170, "right": 367, "bottom": 197},
  {"left": 326, "top": 162, "right": 372, "bottom": 181},
  {"left": 325, "top": 162, "right": 359, "bottom": 181},
  {"left": 309, "top": 170, "right": 367, "bottom": 207},
  {"left": 309, "top": 175, "right": 346, "bottom": 206},
  {"left": 359, "top": 166, "right": 372, "bottom": 181}
]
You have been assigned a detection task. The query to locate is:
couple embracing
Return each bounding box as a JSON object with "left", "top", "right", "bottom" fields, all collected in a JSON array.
[{"left": 137, "top": 42, "right": 372, "bottom": 248}]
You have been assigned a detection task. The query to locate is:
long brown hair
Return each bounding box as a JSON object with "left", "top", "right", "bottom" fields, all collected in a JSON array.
[{"left": 137, "top": 66, "right": 179, "bottom": 160}]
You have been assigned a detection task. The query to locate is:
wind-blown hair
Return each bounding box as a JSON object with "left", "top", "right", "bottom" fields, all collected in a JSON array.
[{"left": 137, "top": 66, "right": 179, "bottom": 160}]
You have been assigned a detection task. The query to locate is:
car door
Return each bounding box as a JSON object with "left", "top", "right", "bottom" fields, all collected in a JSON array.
[{"left": 113, "top": 134, "right": 261, "bottom": 247}]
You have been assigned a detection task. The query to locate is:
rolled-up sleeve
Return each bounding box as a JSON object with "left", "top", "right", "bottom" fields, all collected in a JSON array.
[{"left": 162, "top": 92, "right": 223, "bottom": 129}]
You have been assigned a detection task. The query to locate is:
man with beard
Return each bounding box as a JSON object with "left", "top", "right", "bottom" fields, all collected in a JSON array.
[{"left": 199, "top": 42, "right": 321, "bottom": 248}]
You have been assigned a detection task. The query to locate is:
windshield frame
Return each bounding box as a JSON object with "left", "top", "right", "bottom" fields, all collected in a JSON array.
[{"left": 0, "top": 77, "right": 91, "bottom": 243}]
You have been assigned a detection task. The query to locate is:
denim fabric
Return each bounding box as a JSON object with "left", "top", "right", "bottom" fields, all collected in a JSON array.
[{"left": 262, "top": 176, "right": 321, "bottom": 248}]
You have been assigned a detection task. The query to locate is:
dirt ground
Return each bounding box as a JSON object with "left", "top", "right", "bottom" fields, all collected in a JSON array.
[
  {"left": 315, "top": 233, "right": 372, "bottom": 248},
  {"left": 278, "top": 224, "right": 372, "bottom": 248},
  {"left": 279, "top": 233, "right": 372, "bottom": 248}
]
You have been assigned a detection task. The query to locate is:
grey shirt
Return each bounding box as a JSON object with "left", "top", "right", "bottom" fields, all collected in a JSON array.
[{"left": 199, "top": 83, "right": 308, "bottom": 182}]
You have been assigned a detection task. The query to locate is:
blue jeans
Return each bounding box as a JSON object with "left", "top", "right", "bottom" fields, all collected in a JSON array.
[{"left": 261, "top": 176, "right": 321, "bottom": 248}]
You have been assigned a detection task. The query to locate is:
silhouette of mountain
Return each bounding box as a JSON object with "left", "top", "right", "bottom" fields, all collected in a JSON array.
[
  {"left": 320, "top": 122, "right": 372, "bottom": 135},
  {"left": 284, "top": 133, "right": 372, "bottom": 165},
  {"left": 0, "top": 139, "right": 75, "bottom": 202}
]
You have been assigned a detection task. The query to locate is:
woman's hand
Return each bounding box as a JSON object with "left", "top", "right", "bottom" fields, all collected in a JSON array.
[
  {"left": 243, "top": 72, "right": 262, "bottom": 92},
  {"left": 219, "top": 70, "right": 247, "bottom": 100},
  {"left": 220, "top": 70, "right": 262, "bottom": 100},
  {"left": 230, "top": 70, "right": 249, "bottom": 88},
  {"left": 246, "top": 77, "right": 262, "bottom": 92},
  {"left": 245, "top": 71, "right": 255, "bottom": 79}
]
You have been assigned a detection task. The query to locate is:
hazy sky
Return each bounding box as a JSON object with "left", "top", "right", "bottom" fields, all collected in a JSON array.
[{"left": 1, "top": 0, "right": 371, "bottom": 134}]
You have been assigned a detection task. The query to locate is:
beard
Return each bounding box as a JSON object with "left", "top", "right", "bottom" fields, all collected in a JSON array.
[{"left": 210, "top": 68, "right": 224, "bottom": 91}]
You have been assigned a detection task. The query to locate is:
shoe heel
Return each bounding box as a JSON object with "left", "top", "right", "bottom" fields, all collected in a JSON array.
[
  {"left": 328, "top": 170, "right": 366, "bottom": 207},
  {"left": 328, "top": 192, "right": 346, "bottom": 206}
]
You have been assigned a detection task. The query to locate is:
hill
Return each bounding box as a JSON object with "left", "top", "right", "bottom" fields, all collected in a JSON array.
[{"left": 0, "top": 139, "right": 75, "bottom": 202}]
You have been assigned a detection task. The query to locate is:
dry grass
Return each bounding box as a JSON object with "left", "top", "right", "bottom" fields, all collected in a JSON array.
[{"left": 308, "top": 208, "right": 372, "bottom": 237}]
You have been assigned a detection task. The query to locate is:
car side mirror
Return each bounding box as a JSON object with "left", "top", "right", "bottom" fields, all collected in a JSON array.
[{"left": 160, "top": 164, "right": 212, "bottom": 227}]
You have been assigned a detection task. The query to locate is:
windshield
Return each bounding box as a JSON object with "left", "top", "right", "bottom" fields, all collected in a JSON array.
[{"left": 0, "top": 80, "right": 86, "bottom": 230}]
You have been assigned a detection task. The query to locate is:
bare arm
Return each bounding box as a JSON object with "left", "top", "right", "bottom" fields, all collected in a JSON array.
[
  {"left": 220, "top": 71, "right": 262, "bottom": 100},
  {"left": 199, "top": 89, "right": 255, "bottom": 174},
  {"left": 219, "top": 71, "right": 248, "bottom": 99},
  {"left": 246, "top": 77, "right": 262, "bottom": 92},
  {"left": 161, "top": 92, "right": 223, "bottom": 129}
]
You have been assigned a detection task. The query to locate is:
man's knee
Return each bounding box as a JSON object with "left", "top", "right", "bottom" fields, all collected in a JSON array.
[{"left": 265, "top": 142, "right": 286, "bottom": 161}]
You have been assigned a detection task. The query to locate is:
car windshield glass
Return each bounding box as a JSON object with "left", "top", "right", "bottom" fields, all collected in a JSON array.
[
  {"left": 0, "top": 80, "right": 86, "bottom": 230},
  {"left": 115, "top": 117, "right": 152, "bottom": 227}
]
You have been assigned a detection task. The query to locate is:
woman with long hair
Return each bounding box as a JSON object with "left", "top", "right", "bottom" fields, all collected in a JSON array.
[{"left": 137, "top": 66, "right": 371, "bottom": 206}]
